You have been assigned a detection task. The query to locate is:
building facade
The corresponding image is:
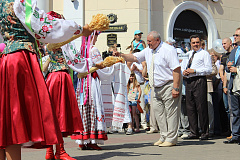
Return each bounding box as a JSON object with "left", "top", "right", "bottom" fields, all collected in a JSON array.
[{"left": 34, "top": 0, "right": 240, "bottom": 53}]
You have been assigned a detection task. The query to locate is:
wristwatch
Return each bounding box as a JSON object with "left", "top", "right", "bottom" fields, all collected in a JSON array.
[{"left": 173, "top": 87, "right": 180, "bottom": 92}]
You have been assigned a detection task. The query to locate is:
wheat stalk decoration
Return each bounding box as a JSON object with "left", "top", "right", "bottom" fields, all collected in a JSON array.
[
  {"left": 77, "top": 56, "right": 125, "bottom": 79},
  {"left": 47, "top": 14, "right": 110, "bottom": 51}
]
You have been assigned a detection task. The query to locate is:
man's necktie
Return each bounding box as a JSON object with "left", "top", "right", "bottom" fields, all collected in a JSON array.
[
  {"left": 235, "top": 46, "right": 240, "bottom": 64},
  {"left": 149, "top": 51, "right": 156, "bottom": 87},
  {"left": 186, "top": 51, "right": 196, "bottom": 69}
]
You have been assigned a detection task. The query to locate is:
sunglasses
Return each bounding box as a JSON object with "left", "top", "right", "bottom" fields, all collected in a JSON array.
[{"left": 233, "top": 34, "right": 240, "bottom": 37}]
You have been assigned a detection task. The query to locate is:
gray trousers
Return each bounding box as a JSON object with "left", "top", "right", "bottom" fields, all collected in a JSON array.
[
  {"left": 139, "top": 83, "right": 147, "bottom": 125},
  {"left": 179, "top": 95, "right": 190, "bottom": 135},
  {"left": 153, "top": 81, "right": 182, "bottom": 144},
  {"left": 149, "top": 87, "right": 159, "bottom": 130},
  {"left": 207, "top": 92, "right": 214, "bottom": 134}
]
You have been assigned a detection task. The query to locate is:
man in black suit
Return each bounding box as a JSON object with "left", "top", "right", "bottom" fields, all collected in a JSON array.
[{"left": 224, "top": 27, "right": 240, "bottom": 144}]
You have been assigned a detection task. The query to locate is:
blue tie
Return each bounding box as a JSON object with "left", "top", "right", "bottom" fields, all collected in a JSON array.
[{"left": 234, "top": 46, "right": 240, "bottom": 64}]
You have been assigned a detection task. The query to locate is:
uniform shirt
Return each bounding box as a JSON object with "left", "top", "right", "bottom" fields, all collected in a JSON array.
[
  {"left": 181, "top": 49, "right": 212, "bottom": 78},
  {"left": 134, "top": 41, "right": 180, "bottom": 87}
]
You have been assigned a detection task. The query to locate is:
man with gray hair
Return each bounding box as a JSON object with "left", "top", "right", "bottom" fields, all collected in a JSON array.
[
  {"left": 114, "top": 31, "right": 182, "bottom": 147},
  {"left": 166, "top": 37, "right": 176, "bottom": 46}
]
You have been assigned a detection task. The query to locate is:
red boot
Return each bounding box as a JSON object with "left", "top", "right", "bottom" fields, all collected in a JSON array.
[
  {"left": 45, "top": 145, "right": 54, "bottom": 160},
  {"left": 55, "top": 143, "right": 76, "bottom": 160}
]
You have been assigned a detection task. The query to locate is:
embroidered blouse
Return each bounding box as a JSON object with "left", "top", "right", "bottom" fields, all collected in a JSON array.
[{"left": 0, "top": 0, "right": 83, "bottom": 54}]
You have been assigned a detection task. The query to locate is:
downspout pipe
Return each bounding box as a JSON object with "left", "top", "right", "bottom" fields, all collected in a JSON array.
[{"left": 148, "top": 0, "right": 151, "bottom": 33}]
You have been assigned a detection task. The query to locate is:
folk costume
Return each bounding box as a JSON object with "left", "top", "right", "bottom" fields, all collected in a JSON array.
[
  {"left": 0, "top": 0, "right": 85, "bottom": 156},
  {"left": 66, "top": 34, "right": 131, "bottom": 150},
  {"left": 68, "top": 34, "right": 107, "bottom": 150},
  {"left": 43, "top": 11, "right": 85, "bottom": 160}
]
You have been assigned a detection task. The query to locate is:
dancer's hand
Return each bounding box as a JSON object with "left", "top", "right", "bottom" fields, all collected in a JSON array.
[{"left": 81, "top": 24, "right": 93, "bottom": 37}]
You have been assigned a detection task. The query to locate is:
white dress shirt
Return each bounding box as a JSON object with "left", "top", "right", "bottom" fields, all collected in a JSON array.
[
  {"left": 134, "top": 41, "right": 180, "bottom": 87},
  {"left": 182, "top": 49, "right": 212, "bottom": 78}
]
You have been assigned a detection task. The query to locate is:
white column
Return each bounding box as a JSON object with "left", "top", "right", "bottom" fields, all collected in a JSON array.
[{"left": 36, "top": 0, "right": 49, "bottom": 12}]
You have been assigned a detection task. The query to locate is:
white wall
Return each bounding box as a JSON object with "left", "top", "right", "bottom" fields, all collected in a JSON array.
[
  {"left": 36, "top": 0, "right": 49, "bottom": 12},
  {"left": 63, "top": 0, "right": 84, "bottom": 49}
]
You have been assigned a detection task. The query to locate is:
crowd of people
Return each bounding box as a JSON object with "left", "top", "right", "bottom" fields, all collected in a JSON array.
[
  {"left": 113, "top": 28, "right": 240, "bottom": 147},
  {"left": 1, "top": 0, "right": 240, "bottom": 160}
]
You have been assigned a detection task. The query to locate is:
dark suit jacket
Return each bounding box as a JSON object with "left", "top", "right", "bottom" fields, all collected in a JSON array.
[{"left": 227, "top": 48, "right": 239, "bottom": 90}]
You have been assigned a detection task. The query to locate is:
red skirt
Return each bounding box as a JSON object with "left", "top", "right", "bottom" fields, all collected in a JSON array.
[
  {"left": 46, "top": 70, "right": 83, "bottom": 137},
  {"left": 0, "top": 50, "right": 63, "bottom": 149}
]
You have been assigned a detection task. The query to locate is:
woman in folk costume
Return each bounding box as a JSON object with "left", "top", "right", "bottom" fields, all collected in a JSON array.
[
  {"left": 43, "top": 11, "right": 83, "bottom": 160},
  {"left": 70, "top": 31, "right": 108, "bottom": 150},
  {"left": 0, "top": 0, "right": 92, "bottom": 160}
]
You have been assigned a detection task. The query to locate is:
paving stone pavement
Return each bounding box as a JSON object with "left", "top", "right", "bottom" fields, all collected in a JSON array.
[{"left": 22, "top": 130, "right": 240, "bottom": 160}]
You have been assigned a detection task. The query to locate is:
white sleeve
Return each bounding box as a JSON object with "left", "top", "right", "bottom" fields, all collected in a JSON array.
[
  {"left": 14, "top": 0, "right": 82, "bottom": 43},
  {"left": 133, "top": 48, "right": 146, "bottom": 63},
  {"left": 61, "top": 42, "right": 92, "bottom": 73},
  {"left": 195, "top": 52, "right": 212, "bottom": 76}
]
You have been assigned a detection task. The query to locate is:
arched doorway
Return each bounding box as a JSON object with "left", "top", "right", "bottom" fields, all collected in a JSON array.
[
  {"left": 167, "top": 1, "right": 218, "bottom": 49},
  {"left": 173, "top": 10, "right": 208, "bottom": 50}
]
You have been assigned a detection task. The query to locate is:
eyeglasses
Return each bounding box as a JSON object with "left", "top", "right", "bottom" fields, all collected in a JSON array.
[
  {"left": 233, "top": 34, "right": 240, "bottom": 37},
  {"left": 233, "top": 43, "right": 238, "bottom": 46}
]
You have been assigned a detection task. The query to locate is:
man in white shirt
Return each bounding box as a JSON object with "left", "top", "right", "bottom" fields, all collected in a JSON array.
[
  {"left": 182, "top": 35, "right": 212, "bottom": 140},
  {"left": 114, "top": 31, "right": 182, "bottom": 147}
]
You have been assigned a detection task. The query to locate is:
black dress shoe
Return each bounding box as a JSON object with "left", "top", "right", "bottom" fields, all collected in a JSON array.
[
  {"left": 223, "top": 139, "right": 240, "bottom": 144},
  {"left": 182, "top": 135, "right": 199, "bottom": 140}
]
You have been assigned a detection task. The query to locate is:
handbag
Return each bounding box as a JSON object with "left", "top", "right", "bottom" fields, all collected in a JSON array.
[{"left": 137, "top": 100, "right": 143, "bottom": 113}]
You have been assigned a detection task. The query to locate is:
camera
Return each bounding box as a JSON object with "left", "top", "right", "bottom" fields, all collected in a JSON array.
[{"left": 102, "top": 51, "right": 112, "bottom": 60}]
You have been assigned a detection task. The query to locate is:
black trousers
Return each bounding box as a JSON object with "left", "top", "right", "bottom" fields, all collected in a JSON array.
[{"left": 185, "top": 76, "right": 209, "bottom": 137}]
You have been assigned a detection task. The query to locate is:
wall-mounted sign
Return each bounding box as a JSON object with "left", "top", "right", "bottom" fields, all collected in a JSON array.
[
  {"left": 103, "top": 24, "right": 127, "bottom": 33},
  {"left": 107, "top": 13, "right": 117, "bottom": 24},
  {"left": 107, "top": 34, "right": 117, "bottom": 46}
]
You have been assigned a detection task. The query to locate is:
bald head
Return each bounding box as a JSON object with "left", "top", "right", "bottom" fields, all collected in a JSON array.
[{"left": 222, "top": 37, "right": 233, "bottom": 52}]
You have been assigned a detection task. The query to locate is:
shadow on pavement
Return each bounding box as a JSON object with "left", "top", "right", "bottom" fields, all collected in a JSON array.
[
  {"left": 73, "top": 142, "right": 161, "bottom": 159},
  {"left": 177, "top": 140, "right": 215, "bottom": 146},
  {"left": 74, "top": 151, "right": 161, "bottom": 160},
  {"left": 102, "top": 142, "right": 153, "bottom": 150}
]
